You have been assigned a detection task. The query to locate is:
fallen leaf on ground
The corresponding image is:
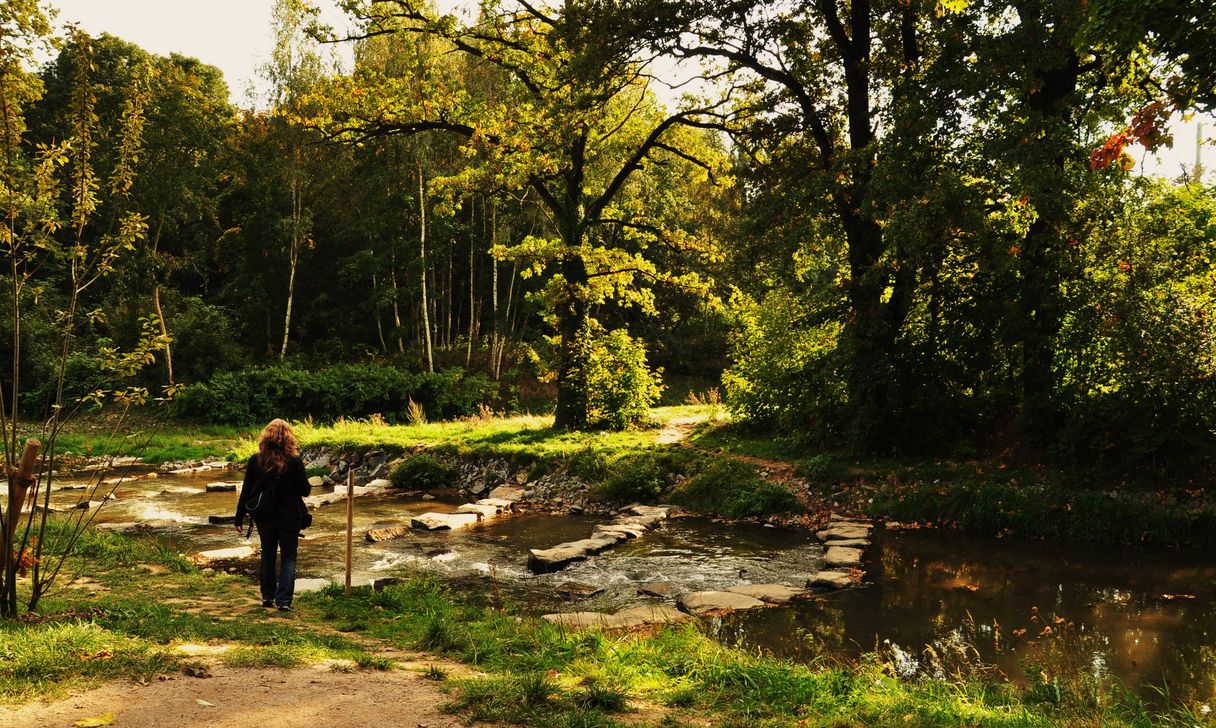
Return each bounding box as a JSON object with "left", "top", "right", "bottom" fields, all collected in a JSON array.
[
  {"left": 74, "top": 714, "right": 114, "bottom": 727},
  {"left": 196, "top": 699, "right": 216, "bottom": 707}
]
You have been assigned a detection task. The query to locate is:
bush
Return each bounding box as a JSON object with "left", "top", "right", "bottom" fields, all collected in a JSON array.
[
  {"left": 169, "top": 297, "right": 246, "bottom": 383},
  {"left": 176, "top": 363, "right": 499, "bottom": 425},
  {"left": 389, "top": 454, "right": 454, "bottom": 490},
  {"left": 569, "top": 322, "right": 663, "bottom": 430},
  {"left": 721, "top": 290, "right": 845, "bottom": 441},
  {"left": 671, "top": 459, "right": 803, "bottom": 518},
  {"left": 596, "top": 451, "right": 698, "bottom": 504}
]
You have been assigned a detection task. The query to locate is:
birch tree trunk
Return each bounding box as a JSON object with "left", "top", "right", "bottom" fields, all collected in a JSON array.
[{"left": 418, "top": 164, "right": 434, "bottom": 373}]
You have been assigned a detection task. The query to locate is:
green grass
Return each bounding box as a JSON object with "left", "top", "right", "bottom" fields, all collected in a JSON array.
[{"left": 54, "top": 423, "right": 255, "bottom": 464}]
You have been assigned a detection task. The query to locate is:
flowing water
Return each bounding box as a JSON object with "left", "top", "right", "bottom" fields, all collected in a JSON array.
[{"left": 54, "top": 468, "right": 1216, "bottom": 703}]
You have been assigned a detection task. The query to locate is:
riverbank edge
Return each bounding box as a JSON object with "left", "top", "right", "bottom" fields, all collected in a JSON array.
[
  {"left": 50, "top": 407, "right": 1216, "bottom": 550},
  {"left": 2, "top": 526, "right": 1207, "bottom": 728}
]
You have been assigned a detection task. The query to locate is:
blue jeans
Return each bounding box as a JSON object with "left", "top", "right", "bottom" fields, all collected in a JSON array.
[{"left": 254, "top": 518, "right": 299, "bottom": 606}]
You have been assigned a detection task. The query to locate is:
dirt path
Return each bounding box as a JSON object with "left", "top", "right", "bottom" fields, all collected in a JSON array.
[
  {"left": 2, "top": 659, "right": 474, "bottom": 728},
  {"left": 657, "top": 414, "right": 800, "bottom": 483}
]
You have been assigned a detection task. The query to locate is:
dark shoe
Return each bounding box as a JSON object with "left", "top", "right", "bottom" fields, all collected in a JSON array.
[
  {"left": 262, "top": 600, "right": 274, "bottom": 608},
  {"left": 276, "top": 604, "right": 293, "bottom": 612}
]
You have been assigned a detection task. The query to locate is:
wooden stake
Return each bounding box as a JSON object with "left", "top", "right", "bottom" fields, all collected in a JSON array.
[
  {"left": 344, "top": 469, "right": 354, "bottom": 596},
  {"left": 6, "top": 439, "right": 41, "bottom": 541}
]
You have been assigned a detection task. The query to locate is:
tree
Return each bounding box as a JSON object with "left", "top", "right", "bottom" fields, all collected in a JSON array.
[
  {"left": 314, "top": 0, "right": 727, "bottom": 428},
  {"left": 1, "top": 20, "right": 167, "bottom": 617}
]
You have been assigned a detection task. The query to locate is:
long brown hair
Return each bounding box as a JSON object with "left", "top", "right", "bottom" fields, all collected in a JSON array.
[{"left": 256, "top": 418, "right": 298, "bottom": 474}]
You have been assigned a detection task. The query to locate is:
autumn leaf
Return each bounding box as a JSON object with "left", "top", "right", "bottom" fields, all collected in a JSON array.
[{"left": 74, "top": 714, "right": 114, "bottom": 727}]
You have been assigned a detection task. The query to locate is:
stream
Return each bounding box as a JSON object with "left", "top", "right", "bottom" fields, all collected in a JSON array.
[{"left": 47, "top": 467, "right": 1216, "bottom": 704}]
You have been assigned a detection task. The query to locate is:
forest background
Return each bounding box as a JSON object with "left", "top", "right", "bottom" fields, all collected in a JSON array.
[{"left": 2, "top": 0, "right": 1214, "bottom": 480}]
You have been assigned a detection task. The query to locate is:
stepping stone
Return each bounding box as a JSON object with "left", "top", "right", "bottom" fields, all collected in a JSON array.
[
  {"left": 726, "top": 584, "right": 806, "bottom": 604},
  {"left": 455, "top": 503, "right": 500, "bottom": 520},
  {"left": 823, "top": 546, "right": 864, "bottom": 568},
  {"left": 593, "top": 524, "right": 646, "bottom": 540},
  {"left": 208, "top": 515, "right": 236, "bottom": 525},
  {"left": 365, "top": 525, "right": 412, "bottom": 542},
  {"left": 827, "top": 538, "right": 870, "bottom": 548},
  {"left": 410, "top": 512, "right": 480, "bottom": 531},
  {"left": 637, "top": 581, "right": 675, "bottom": 598},
  {"left": 678, "top": 590, "right": 767, "bottom": 615},
  {"left": 294, "top": 577, "right": 332, "bottom": 593},
  {"left": 308, "top": 476, "right": 324, "bottom": 488},
  {"left": 808, "top": 570, "right": 856, "bottom": 590},
  {"left": 366, "top": 478, "right": 393, "bottom": 490},
  {"left": 206, "top": 482, "right": 240, "bottom": 492},
  {"left": 527, "top": 536, "right": 618, "bottom": 573},
  {"left": 476, "top": 498, "right": 515, "bottom": 512},
  {"left": 616, "top": 514, "right": 664, "bottom": 529},
  {"left": 304, "top": 492, "right": 346, "bottom": 508},
  {"left": 817, "top": 525, "right": 871, "bottom": 541},
  {"left": 488, "top": 485, "right": 525, "bottom": 501},
  {"left": 194, "top": 546, "right": 254, "bottom": 563},
  {"left": 624, "top": 505, "right": 671, "bottom": 518},
  {"left": 542, "top": 604, "right": 688, "bottom": 631}
]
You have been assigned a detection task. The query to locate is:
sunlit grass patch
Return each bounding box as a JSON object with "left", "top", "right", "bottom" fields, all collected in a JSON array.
[{"left": 0, "top": 621, "right": 177, "bottom": 703}]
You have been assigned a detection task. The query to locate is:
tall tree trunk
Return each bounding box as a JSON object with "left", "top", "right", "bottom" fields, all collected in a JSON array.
[
  {"left": 150, "top": 212, "right": 173, "bottom": 384},
  {"left": 418, "top": 165, "right": 434, "bottom": 373},
  {"left": 489, "top": 201, "right": 501, "bottom": 380},
  {"left": 389, "top": 250, "right": 405, "bottom": 353},
  {"left": 372, "top": 273, "right": 388, "bottom": 353},
  {"left": 466, "top": 196, "right": 476, "bottom": 368},
  {"left": 445, "top": 247, "right": 453, "bottom": 350},
  {"left": 280, "top": 176, "right": 301, "bottom": 360}
]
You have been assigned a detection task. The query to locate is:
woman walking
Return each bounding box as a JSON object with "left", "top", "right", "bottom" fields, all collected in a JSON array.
[{"left": 234, "top": 419, "right": 311, "bottom": 611}]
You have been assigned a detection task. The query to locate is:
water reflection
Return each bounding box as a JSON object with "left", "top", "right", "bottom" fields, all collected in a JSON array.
[{"left": 719, "top": 529, "right": 1216, "bottom": 702}]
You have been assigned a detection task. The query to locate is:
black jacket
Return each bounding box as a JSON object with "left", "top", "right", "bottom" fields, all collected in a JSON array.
[{"left": 235, "top": 454, "right": 311, "bottom": 528}]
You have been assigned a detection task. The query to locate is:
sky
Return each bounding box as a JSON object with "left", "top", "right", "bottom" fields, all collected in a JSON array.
[{"left": 46, "top": 0, "right": 1211, "bottom": 180}]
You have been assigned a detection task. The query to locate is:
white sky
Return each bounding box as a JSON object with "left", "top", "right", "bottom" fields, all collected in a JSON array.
[{"left": 47, "top": 0, "right": 1211, "bottom": 180}]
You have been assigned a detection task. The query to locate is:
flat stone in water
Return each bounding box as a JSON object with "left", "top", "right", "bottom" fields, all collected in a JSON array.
[
  {"left": 455, "top": 503, "right": 500, "bottom": 520},
  {"left": 817, "top": 525, "right": 871, "bottom": 541},
  {"left": 366, "top": 525, "right": 412, "bottom": 542},
  {"left": 528, "top": 537, "right": 619, "bottom": 573},
  {"left": 637, "top": 581, "right": 675, "bottom": 598},
  {"left": 823, "top": 545, "right": 864, "bottom": 568},
  {"left": 828, "top": 538, "right": 870, "bottom": 548},
  {"left": 195, "top": 546, "right": 254, "bottom": 562},
  {"left": 678, "top": 590, "right": 767, "bottom": 615},
  {"left": 542, "top": 604, "right": 688, "bottom": 631},
  {"left": 808, "top": 570, "right": 856, "bottom": 590},
  {"left": 476, "top": 498, "right": 515, "bottom": 512},
  {"left": 294, "top": 577, "right": 332, "bottom": 593},
  {"left": 205, "top": 482, "right": 240, "bottom": 492},
  {"left": 411, "top": 512, "right": 480, "bottom": 531},
  {"left": 555, "top": 582, "right": 605, "bottom": 600},
  {"left": 726, "top": 584, "right": 806, "bottom": 604}
]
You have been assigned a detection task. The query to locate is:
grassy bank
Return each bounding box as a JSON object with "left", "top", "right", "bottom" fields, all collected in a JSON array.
[
  {"left": 48, "top": 406, "right": 1216, "bottom": 546},
  {"left": 691, "top": 422, "right": 1216, "bottom": 549},
  {"left": 3, "top": 524, "right": 1210, "bottom": 726}
]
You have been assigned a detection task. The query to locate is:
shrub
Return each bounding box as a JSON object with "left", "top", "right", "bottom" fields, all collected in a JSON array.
[
  {"left": 596, "top": 451, "right": 698, "bottom": 504},
  {"left": 671, "top": 459, "right": 803, "bottom": 518},
  {"left": 389, "top": 454, "right": 454, "bottom": 490},
  {"left": 176, "top": 363, "right": 499, "bottom": 425},
  {"left": 568, "top": 322, "right": 663, "bottom": 430}
]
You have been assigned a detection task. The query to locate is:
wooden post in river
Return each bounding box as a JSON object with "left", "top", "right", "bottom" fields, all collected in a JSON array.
[{"left": 344, "top": 469, "right": 353, "bottom": 596}]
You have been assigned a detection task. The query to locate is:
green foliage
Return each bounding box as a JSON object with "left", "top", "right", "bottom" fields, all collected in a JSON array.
[
  {"left": 167, "top": 297, "right": 246, "bottom": 383},
  {"left": 1054, "top": 181, "right": 1216, "bottom": 475},
  {"left": 722, "top": 291, "right": 844, "bottom": 440},
  {"left": 389, "top": 454, "right": 454, "bottom": 491},
  {"left": 671, "top": 460, "right": 803, "bottom": 518},
  {"left": 569, "top": 322, "right": 663, "bottom": 430},
  {"left": 596, "top": 450, "right": 698, "bottom": 503},
  {"left": 176, "top": 363, "right": 498, "bottom": 425}
]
